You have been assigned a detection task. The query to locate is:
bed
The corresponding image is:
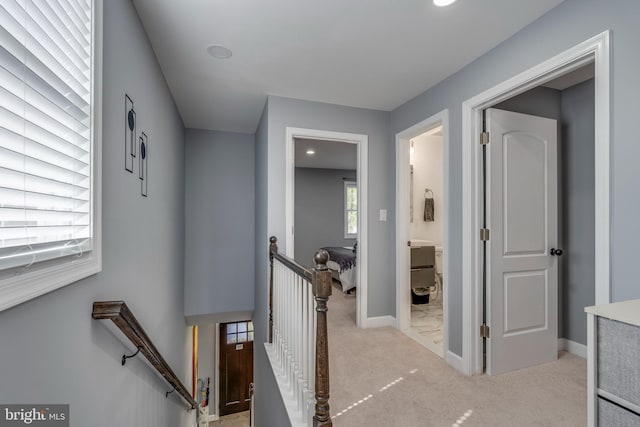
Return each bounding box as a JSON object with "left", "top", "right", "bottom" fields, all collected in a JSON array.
[{"left": 321, "top": 246, "right": 357, "bottom": 293}]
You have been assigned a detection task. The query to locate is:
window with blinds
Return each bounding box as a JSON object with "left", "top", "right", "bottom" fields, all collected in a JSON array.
[
  {"left": 0, "top": 0, "right": 100, "bottom": 306},
  {"left": 344, "top": 181, "right": 357, "bottom": 238}
]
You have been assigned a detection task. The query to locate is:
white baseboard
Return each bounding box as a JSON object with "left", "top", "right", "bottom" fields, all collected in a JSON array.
[
  {"left": 558, "top": 338, "right": 587, "bottom": 359},
  {"left": 446, "top": 350, "right": 465, "bottom": 374},
  {"left": 365, "top": 315, "right": 396, "bottom": 328}
]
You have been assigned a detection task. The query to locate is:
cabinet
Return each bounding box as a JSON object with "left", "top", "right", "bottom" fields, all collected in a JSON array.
[
  {"left": 410, "top": 246, "right": 435, "bottom": 304},
  {"left": 585, "top": 300, "right": 640, "bottom": 426}
]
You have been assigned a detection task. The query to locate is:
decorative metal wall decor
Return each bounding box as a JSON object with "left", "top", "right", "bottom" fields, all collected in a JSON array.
[
  {"left": 125, "top": 94, "right": 149, "bottom": 197},
  {"left": 140, "top": 132, "right": 148, "bottom": 197},
  {"left": 125, "top": 94, "right": 135, "bottom": 172}
]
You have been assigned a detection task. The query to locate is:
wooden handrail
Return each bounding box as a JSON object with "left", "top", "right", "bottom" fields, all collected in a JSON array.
[
  {"left": 92, "top": 301, "right": 197, "bottom": 410},
  {"left": 270, "top": 239, "right": 313, "bottom": 282}
]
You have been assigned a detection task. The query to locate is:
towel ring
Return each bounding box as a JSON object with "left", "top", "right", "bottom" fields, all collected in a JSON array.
[{"left": 425, "top": 188, "right": 434, "bottom": 198}]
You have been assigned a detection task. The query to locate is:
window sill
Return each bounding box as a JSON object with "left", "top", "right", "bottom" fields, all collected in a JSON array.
[{"left": 0, "top": 253, "right": 101, "bottom": 312}]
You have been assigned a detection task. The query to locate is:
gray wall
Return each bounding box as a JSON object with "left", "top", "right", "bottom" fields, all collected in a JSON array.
[
  {"left": 494, "top": 81, "right": 596, "bottom": 346},
  {"left": 253, "top": 96, "right": 391, "bottom": 426},
  {"left": 391, "top": 0, "right": 640, "bottom": 356},
  {"left": 185, "top": 129, "right": 255, "bottom": 320},
  {"left": 294, "top": 168, "right": 357, "bottom": 269},
  {"left": 266, "top": 96, "right": 393, "bottom": 316},
  {"left": 254, "top": 100, "right": 290, "bottom": 427},
  {"left": 0, "top": 0, "right": 191, "bottom": 425},
  {"left": 560, "top": 79, "right": 595, "bottom": 346},
  {"left": 196, "top": 323, "right": 216, "bottom": 406}
]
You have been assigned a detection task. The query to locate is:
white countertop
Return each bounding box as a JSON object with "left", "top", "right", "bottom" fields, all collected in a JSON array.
[{"left": 585, "top": 299, "right": 640, "bottom": 327}]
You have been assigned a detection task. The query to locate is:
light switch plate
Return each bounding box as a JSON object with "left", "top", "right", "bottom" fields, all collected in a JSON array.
[{"left": 379, "top": 209, "right": 387, "bottom": 221}]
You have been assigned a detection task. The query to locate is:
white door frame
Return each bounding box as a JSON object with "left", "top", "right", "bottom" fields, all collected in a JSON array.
[
  {"left": 395, "top": 110, "right": 451, "bottom": 362},
  {"left": 462, "top": 31, "right": 611, "bottom": 375},
  {"left": 285, "top": 127, "right": 369, "bottom": 328}
]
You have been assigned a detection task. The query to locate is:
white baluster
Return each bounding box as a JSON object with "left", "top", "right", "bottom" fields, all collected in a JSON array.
[
  {"left": 276, "top": 262, "right": 282, "bottom": 371},
  {"left": 301, "top": 278, "right": 309, "bottom": 413},
  {"left": 307, "top": 285, "right": 316, "bottom": 426},
  {"left": 282, "top": 270, "right": 291, "bottom": 388},
  {"left": 279, "top": 263, "right": 285, "bottom": 375},
  {"left": 273, "top": 261, "right": 278, "bottom": 364},
  {"left": 296, "top": 276, "right": 302, "bottom": 411},
  {"left": 272, "top": 260, "right": 281, "bottom": 367},
  {"left": 288, "top": 270, "right": 293, "bottom": 393},
  {"left": 298, "top": 278, "right": 305, "bottom": 412}
]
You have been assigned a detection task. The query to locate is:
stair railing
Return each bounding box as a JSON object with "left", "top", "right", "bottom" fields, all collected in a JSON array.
[{"left": 268, "top": 236, "right": 332, "bottom": 427}]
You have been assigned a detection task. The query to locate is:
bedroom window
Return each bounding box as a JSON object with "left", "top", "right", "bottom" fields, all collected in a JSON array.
[
  {"left": 0, "top": 0, "right": 102, "bottom": 311},
  {"left": 344, "top": 181, "right": 357, "bottom": 239}
]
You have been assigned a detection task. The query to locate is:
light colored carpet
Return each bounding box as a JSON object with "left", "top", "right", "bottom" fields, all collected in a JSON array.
[{"left": 328, "top": 289, "right": 587, "bottom": 426}]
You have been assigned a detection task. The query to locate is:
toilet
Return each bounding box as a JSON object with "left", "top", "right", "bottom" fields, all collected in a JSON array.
[
  {"left": 435, "top": 246, "right": 443, "bottom": 274},
  {"left": 432, "top": 246, "right": 444, "bottom": 301}
]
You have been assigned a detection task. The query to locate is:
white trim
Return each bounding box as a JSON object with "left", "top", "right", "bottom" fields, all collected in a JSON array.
[
  {"left": 365, "top": 315, "right": 396, "bottom": 329},
  {"left": 0, "top": 0, "right": 103, "bottom": 312},
  {"left": 557, "top": 338, "right": 587, "bottom": 359},
  {"left": 213, "top": 323, "right": 220, "bottom": 419},
  {"left": 395, "top": 109, "right": 450, "bottom": 361},
  {"left": 462, "top": 31, "right": 611, "bottom": 376},
  {"left": 285, "top": 127, "right": 369, "bottom": 329},
  {"left": 446, "top": 351, "right": 466, "bottom": 374}
]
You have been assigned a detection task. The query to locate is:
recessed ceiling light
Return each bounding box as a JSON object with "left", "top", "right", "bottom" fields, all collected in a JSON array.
[
  {"left": 306, "top": 149, "right": 316, "bottom": 155},
  {"left": 433, "top": 0, "right": 457, "bottom": 6},
  {"left": 207, "top": 45, "right": 232, "bottom": 59}
]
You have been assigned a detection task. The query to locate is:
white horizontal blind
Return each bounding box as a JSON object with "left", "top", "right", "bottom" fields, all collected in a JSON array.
[
  {"left": 344, "top": 181, "right": 357, "bottom": 237},
  {"left": 0, "top": 0, "right": 93, "bottom": 271}
]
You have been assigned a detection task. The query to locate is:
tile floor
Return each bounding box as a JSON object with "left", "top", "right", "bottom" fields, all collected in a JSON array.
[{"left": 409, "top": 291, "right": 444, "bottom": 357}]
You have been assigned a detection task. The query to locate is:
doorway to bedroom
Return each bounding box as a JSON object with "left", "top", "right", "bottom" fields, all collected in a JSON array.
[
  {"left": 286, "top": 128, "right": 369, "bottom": 328},
  {"left": 396, "top": 110, "right": 449, "bottom": 359},
  {"left": 294, "top": 137, "right": 358, "bottom": 301}
]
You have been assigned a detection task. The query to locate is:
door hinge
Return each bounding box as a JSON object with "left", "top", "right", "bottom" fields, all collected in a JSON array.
[
  {"left": 481, "top": 132, "right": 490, "bottom": 145},
  {"left": 480, "top": 228, "right": 490, "bottom": 241},
  {"left": 480, "top": 323, "right": 490, "bottom": 338}
]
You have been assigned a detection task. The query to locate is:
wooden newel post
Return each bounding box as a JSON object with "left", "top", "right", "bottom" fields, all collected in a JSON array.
[
  {"left": 312, "top": 249, "right": 332, "bottom": 427},
  {"left": 269, "top": 236, "right": 278, "bottom": 344}
]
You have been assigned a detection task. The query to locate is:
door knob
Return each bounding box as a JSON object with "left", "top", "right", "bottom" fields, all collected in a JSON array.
[{"left": 550, "top": 248, "right": 563, "bottom": 256}]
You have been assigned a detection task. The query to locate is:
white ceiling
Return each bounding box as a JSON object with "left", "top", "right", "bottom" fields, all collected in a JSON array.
[
  {"left": 132, "top": 0, "right": 565, "bottom": 133},
  {"left": 295, "top": 138, "right": 357, "bottom": 170}
]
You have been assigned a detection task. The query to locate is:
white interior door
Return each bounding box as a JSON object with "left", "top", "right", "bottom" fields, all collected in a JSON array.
[{"left": 487, "top": 108, "right": 558, "bottom": 375}]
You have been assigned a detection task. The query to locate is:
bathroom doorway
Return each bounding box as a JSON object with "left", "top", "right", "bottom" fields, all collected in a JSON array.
[{"left": 395, "top": 110, "right": 450, "bottom": 360}]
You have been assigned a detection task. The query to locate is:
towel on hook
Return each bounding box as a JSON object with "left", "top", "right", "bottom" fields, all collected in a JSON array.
[{"left": 424, "top": 196, "right": 435, "bottom": 222}]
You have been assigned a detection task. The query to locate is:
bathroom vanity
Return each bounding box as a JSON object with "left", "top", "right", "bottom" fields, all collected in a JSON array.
[{"left": 585, "top": 299, "right": 640, "bottom": 426}]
